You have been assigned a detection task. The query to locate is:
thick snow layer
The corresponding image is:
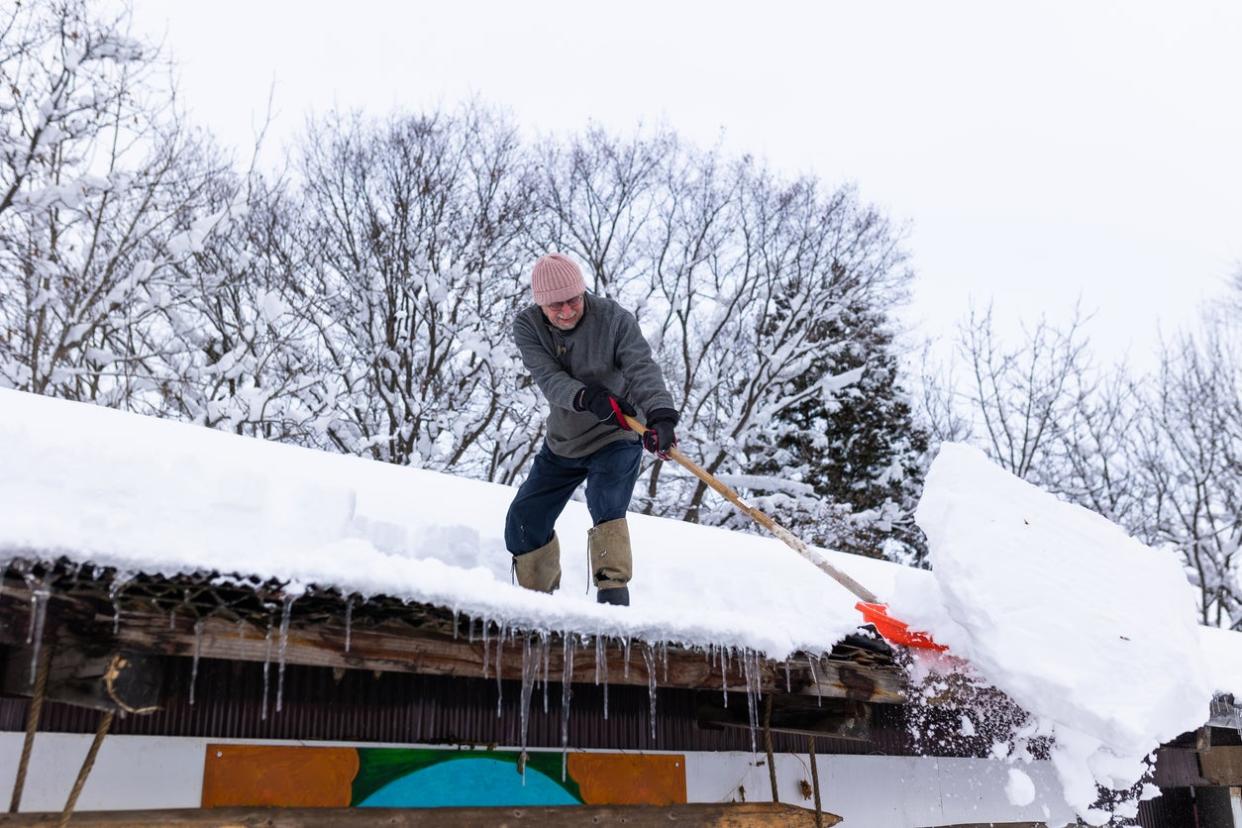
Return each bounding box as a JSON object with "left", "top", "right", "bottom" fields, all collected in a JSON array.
[
  {"left": 0, "top": 389, "right": 888, "bottom": 657},
  {"left": 896, "top": 442, "right": 1223, "bottom": 821}
]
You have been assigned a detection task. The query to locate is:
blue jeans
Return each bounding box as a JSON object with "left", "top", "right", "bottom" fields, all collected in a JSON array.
[{"left": 505, "top": 439, "right": 643, "bottom": 555}]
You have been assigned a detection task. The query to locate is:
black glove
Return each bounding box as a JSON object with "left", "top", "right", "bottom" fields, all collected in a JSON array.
[
  {"left": 641, "top": 408, "right": 679, "bottom": 458},
  {"left": 574, "top": 384, "right": 637, "bottom": 428}
]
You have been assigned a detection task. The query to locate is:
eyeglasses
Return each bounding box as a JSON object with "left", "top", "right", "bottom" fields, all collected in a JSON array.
[{"left": 545, "top": 294, "right": 584, "bottom": 313}]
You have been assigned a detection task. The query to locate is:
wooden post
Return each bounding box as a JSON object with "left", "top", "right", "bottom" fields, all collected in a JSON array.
[
  {"left": 808, "top": 735, "right": 823, "bottom": 828},
  {"left": 765, "top": 695, "right": 779, "bottom": 803},
  {"left": 9, "top": 643, "right": 52, "bottom": 814}
]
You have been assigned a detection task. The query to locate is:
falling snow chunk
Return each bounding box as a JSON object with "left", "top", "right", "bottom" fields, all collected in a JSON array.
[
  {"left": 1005, "top": 767, "right": 1036, "bottom": 807},
  {"left": 900, "top": 443, "right": 1220, "bottom": 821}
]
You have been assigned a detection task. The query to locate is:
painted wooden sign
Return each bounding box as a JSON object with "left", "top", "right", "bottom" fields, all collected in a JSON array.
[{"left": 202, "top": 745, "right": 687, "bottom": 808}]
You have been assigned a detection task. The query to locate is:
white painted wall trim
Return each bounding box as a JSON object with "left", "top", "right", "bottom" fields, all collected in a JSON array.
[{"left": 0, "top": 733, "right": 1078, "bottom": 826}]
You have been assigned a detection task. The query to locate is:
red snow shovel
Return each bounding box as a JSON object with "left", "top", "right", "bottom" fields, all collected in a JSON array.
[{"left": 625, "top": 415, "right": 946, "bottom": 652}]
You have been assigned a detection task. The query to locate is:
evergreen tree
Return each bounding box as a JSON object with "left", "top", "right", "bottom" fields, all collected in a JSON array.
[{"left": 745, "top": 296, "right": 929, "bottom": 564}]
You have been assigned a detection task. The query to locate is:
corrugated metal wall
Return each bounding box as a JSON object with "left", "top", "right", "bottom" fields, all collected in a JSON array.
[
  {"left": 1137, "top": 788, "right": 1197, "bottom": 828},
  {"left": 0, "top": 657, "right": 909, "bottom": 754}
]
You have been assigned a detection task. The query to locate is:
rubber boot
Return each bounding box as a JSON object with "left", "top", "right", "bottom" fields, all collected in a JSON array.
[
  {"left": 513, "top": 534, "right": 562, "bottom": 593},
  {"left": 588, "top": 518, "right": 632, "bottom": 606}
]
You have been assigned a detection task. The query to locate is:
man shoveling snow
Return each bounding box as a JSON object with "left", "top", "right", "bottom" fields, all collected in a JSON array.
[{"left": 505, "top": 253, "right": 679, "bottom": 606}]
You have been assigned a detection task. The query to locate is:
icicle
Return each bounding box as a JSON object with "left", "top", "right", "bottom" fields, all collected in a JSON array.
[
  {"left": 542, "top": 632, "right": 551, "bottom": 715},
  {"left": 561, "top": 633, "right": 574, "bottom": 781},
  {"left": 601, "top": 637, "right": 610, "bottom": 721},
  {"left": 452, "top": 609, "right": 459, "bottom": 641},
  {"left": 275, "top": 594, "right": 295, "bottom": 714},
  {"left": 26, "top": 585, "right": 49, "bottom": 686},
  {"left": 720, "top": 646, "right": 729, "bottom": 707},
  {"left": 189, "top": 619, "right": 204, "bottom": 706},
  {"left": 594, "top": 635, "right": 603, "bottom": 685},
  {"left": 24, "top": 580, "right": 41, "bottom": 644},
  {"left": 482, "top": 620, "right": 491, "bottom": 678},
  {"left": 742, "top": 649, "right": 758, "bottom": 755},
  {"left": 344, "top": 596, "right": 354, "bottom": 653},
  {"left": 661, "top": 641, "right": 669, "bottom": 683},
  {"left": 753, "top": 654, "right": 763, "bottom": 711},
  {"left": 623, "top": 636, "right": 632, "bottom": 679},
  {"left": 495, "top": 623, "right": 505, "bottom": 718},
  {"left": 807, "top": 655, "right": 822, "bottom": 707},
  {"left": 785, "top": 659, "right": 792, "bottom": 694},
  {"left": 109, "top": 572, "right": 131, "bottom": 635},
  {"left": 518, "top": 633, "right": 537, "bottom": 784},
  {"left": 642, "top": 643, "right": 658, "bottom": 742},
  {"left": 261, "top": 620, "right": 273, "bottom": 721},
  {"left": 468, "top": 616, "right": 476, "bottom": 643}
]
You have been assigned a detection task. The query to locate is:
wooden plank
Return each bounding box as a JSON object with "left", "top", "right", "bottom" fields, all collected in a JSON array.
[
  {"left": 0, "top": 582, "right": 904, "bottom": 703},
  {"left": 1200, "top": 746, "right": 1242, "bottom": 786},
  {"left": 0, "top": 644, "right": 163, "bottom": 713},
  {"left": 696, "top": 695, "right": 871, "bottom": 741},
  {"left": 0, "top": 803, "right": 839, "bottom": 827}
]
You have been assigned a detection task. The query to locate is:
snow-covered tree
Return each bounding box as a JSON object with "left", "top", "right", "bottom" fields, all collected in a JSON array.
[
  {"left": 0, "top": 0, "right": 232, "bottom": 407},
  {"left": 145, "top": 170, "right": 333, "bottom": 441},
  {"left": 1135, "top": 324, "right": 1242, "bottom": 628},
  {"left": 954, "top": 305, "right": 1093, "bottom": 486},
  {"left": 641, "top": 160, "right": 917, "bottom": 552},
  {"left": 748, "top": 302, "right": 929, "bottom": 562},
  {"left": 294, "top": 107, "right": 539, "bottom": 476}
]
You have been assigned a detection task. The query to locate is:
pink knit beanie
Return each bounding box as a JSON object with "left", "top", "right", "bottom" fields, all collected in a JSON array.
[{"left": 531, "top": 253, "right": 587, "bottom": 306}]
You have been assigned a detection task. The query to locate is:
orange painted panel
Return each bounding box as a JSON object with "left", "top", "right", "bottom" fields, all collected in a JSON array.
[
  {"left": 202, "top": 744, "right": 358, "bottom": 808},
  {"left": 567, "top": 753, "right": 687, "bottom": 805}
]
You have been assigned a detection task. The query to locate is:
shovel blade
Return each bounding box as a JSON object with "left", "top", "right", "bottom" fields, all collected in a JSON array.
[{"left": 855, "top": 602, "right": 948, "bottom": 652}]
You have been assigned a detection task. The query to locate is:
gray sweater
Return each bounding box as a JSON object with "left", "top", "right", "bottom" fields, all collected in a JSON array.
[{"left": 513, "top": 293, "right": 676, "bottom": 458}]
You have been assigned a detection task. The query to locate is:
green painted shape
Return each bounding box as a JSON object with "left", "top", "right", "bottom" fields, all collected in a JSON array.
[{"left": 351, "top": 748, "right": 583, "bottom": 805}]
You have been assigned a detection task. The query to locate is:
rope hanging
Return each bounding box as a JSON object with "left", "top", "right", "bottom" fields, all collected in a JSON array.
[
  {"left": 58, "top": 709, "right": 115, "bottom": 827},
  {"left": 9, "top": 642, "right": 52, "bottom": 814}
]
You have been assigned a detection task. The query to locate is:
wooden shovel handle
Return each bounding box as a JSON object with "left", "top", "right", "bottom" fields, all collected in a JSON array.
[{"left": 623, "top": 414, "right": 879, "bottom": 604}]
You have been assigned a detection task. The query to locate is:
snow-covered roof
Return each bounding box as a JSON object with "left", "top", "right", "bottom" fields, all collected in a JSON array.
[
  {"left": 0, "top": 388, "right": 890, "bottom": 658},
  {"left": 5, "top": 387, "right": 1240, "bottom": 823}
]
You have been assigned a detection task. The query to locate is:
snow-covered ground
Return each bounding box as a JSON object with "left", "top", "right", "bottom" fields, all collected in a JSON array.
[{"left": 1, "top": 388, "right": 1238, "bottom": 823}]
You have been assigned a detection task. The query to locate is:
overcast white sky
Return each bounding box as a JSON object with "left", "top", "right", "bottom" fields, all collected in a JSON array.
[{"left": 130, "top": 0, "right": 1242, "bottom": 368}]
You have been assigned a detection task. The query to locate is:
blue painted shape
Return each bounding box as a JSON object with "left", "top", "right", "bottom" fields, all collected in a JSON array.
[{"left": 357, "top": 757, "right": 581, "bottom": 808}]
